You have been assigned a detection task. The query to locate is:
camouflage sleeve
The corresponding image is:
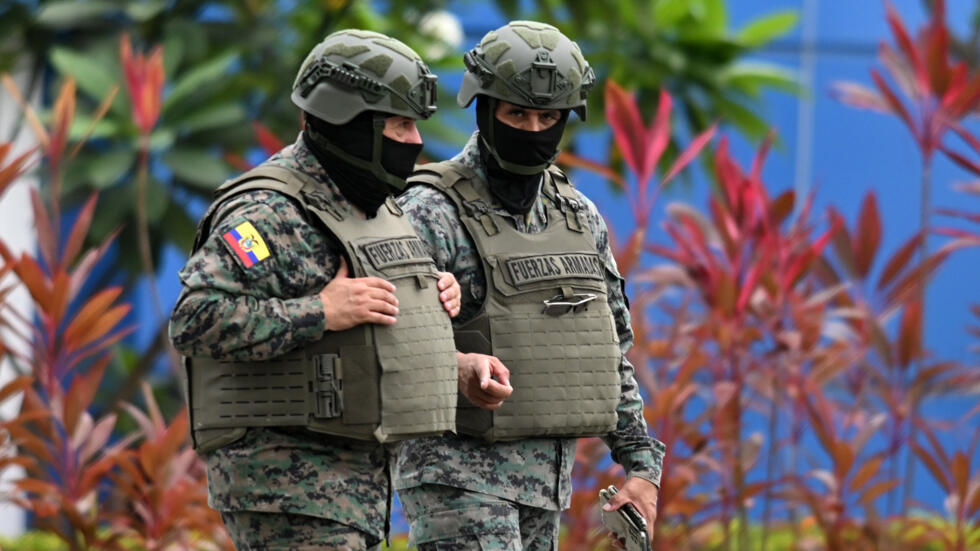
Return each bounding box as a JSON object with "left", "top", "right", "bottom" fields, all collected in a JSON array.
[
  {"left": 169, "top": 190, "right": 335, "bottom": 361},
  {"left": 578, "top": 192, "right": 666, "bottom": 487},
  {"left": 397, "top": 184, "right": 484, "bottom": 324}
]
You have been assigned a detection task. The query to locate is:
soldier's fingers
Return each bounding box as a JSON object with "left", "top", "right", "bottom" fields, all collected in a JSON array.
[
  {"left": 480, "top": 400, "right": 504, "bottom": 410},
  {"left": 440, "top": 295, "right": 459, "bottom": 315},
  {"left": 471, "top": 393, "right": 504, "bottom": 409},
  {"left": 482, "top": 379, "right": 512, "bottom": 400},
  {"left": 366, "top": 299, "right": 399, "bottom": 317},
  {"left": 475, "top": 358, "right": 492, "bottom": 389},
  {"left": 488, "top": 356, "right": 511, "bottom": 388},
  {"left": 439, "top": 278, "right": 460, "bottom": 300},
  {"left": 335, "top": 257, "right": 350, "bottom": 279},
  {"left": 359, "top": 276, "right": 397, "bottom": 293},
  {"left": 366, "top": 287, "right": 399, "bottom": 307},
  {"left": 603, "top": 491, "right": 629, "bottom": 511},
  {"left": 437, "top": 271, "right": 457, "bottom": 291},
  {"left": 365, "top": 311, "right": 397, "bottom": 325}
]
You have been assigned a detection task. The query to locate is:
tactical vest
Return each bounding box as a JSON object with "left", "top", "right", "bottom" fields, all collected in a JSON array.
[
  {"left": 182, "top": 164, "right": 458, "bottom": 453},
  {"left": 409, "top": 161, "right": 621, "bottom": 442}
]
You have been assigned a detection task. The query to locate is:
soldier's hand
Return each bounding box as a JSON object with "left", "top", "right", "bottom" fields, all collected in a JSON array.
[
  {"left": 457, "top": 352, "right": 512, "bottom": 410},
  {"left": 437, "top": 271, "right": 461, "bottom": 317},
  {"left": 320, "top": 257, "right": 399, "bottom": 331},
  {"left": 603, "top": 476, "right": 658, "bottom": 544}
]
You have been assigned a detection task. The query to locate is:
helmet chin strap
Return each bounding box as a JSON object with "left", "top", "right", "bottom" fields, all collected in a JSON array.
[
  {"left": 306, "top": 113, "right": 409, "bottom": 191},
  {"left": 481, "top": 97, "right": 556, "bottom": 176}
]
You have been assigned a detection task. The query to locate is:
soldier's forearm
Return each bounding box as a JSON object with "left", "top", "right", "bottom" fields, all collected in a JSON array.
[{"left": 170, "top": 290, "right": 325, "bottom": 360}]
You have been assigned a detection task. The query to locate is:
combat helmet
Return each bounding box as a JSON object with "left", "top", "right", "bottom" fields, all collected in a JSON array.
[
  {"left": 458, "top": 21, "right": 595, "bottom": 120},
  {"left": 292, "top": 29, "right": 438, "bottom": 123}
]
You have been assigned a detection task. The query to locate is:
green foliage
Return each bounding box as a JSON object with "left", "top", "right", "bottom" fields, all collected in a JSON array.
[
  {"left": 508, "top": 0, "right": 799, "bottom": 160},
  {"left": 1, "top": 0, "right": 797, "bottom": 281},
  {"left": 0, "top": 531, "right": 66, "bottom": 551}
]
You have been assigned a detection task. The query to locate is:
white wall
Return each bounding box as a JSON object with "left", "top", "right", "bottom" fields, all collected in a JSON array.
[{"left": 0, "top": 63, "right": 38, "bottom": 539}]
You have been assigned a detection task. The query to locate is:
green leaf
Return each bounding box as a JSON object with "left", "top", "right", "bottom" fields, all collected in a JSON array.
[
  {"left": 124, "top": 1, "right": 168, "bottom": 21},
  {"left": 173, "top": 104, "right": 247, "bottom": 134},
  {"left": 163, "top": 51, "right": 239, "bottom": 114},
  {"left": 715, "top": 95, "right": 771, "bottom": 141},
  {"left": 149, "top": 128, "right": 176, "bottom": 151},
  {"left": 36, "top": 1, "right": 118, "bottom": 28},
  {"left": 69, "top": 113, "right": 121, "bottom": 141},
  {"left": 737, "top": 10, "right": 799, "bottom": 47},
  {"left": 652, "top": 0, "right": 690, "bottom": 27},
  {"left": 162, "top": 29, "right": 186, "bottom": 78},
  {"left": 722, "top": 62, "right": 801, "bottom": 97},
  {"left": 145, "top": 177, "right": 171, "bottom": 223},
  {"left": 161, "top": 202, "right": 198, "bottom": 253},
  {"left": 86, "top": 150, "right": 136, "bottom": 189},
  {"left": 163, "top": 149, "right": 229, "bottom": 190},
  {"left": 50, "top": 47, "right": 119, "bottom": 104},
  {"left": 679, "top": 0, "right": 728, "bottom": 40}
]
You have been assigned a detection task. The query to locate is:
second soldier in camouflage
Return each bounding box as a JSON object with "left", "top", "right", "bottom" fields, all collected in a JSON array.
[{"left": 395, "top": 21, "right": 667, "bottom": 550}]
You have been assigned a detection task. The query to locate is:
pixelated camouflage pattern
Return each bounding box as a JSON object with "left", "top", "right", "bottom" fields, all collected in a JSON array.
[
  {"left": 400, "top": 485, "right": 560, "bottom": 550},
  {"left": 169, "top": 135, "right": 389, "bottom": 539},
  {"left": 395, "top": 132, "right": 665, "bottom": 516},
  {"left": 221, "top": 510, "right": 381, "bottom": 550}
]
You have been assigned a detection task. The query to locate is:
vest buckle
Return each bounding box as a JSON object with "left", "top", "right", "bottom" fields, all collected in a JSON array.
[
  {"left": 312, "top": 354, "right": 343, "bottom": 419},
  {"left": 542, "top": 293, "right": 597, "bottom": 316},
  {"left": 464, "top": 200, "right": 500, "bottom": 236}
]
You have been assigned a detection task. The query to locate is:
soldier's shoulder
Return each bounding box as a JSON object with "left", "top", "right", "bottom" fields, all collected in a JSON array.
[
  {"left": 399, "top": 180, "right": 458, "bottom": 213},
  {"left": 211, "top": 188, "right": 309, "bottom": 233}
]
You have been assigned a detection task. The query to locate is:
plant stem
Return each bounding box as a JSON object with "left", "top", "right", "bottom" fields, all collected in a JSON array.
[
  {"left": 902, "top": 155, "right": 932, "bottom": 514},
  {"left": 135, "top": 135, "right": 177, "bottom": 373},
  {"left": 761, "top": 361, "right": 783, "bottom": 551}
]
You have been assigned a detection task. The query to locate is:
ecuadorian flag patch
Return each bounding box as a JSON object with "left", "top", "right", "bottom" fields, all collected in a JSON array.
[{"left": 222, "top": 221, "right": 270, "bottom": 268}]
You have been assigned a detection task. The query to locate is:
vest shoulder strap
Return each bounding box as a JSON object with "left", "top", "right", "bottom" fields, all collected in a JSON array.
[
  {"left": 194, "top": 164, "right": 340, "bottom": 252},
  {"left": 410, "top": 161, "right": 500, "bottom": 236},
  {"left": 543, "top": 166, "right": 585, "bottom": 233}
]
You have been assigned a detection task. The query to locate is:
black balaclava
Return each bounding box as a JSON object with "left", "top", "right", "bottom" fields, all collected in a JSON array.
[
  {"left": 476, "top": 96, "right": 569, "bottom": 215},
  {"left": 303, "top": 111, "right": 423, "bottom": 215}
]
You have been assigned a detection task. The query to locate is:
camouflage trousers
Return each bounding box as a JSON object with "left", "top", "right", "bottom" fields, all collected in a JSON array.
[
  {"left": 220, "top": 511, "right": 382, "bottom": 550},
  {"left": 399, "top": 484, "right": 560, "bottom": 550}
]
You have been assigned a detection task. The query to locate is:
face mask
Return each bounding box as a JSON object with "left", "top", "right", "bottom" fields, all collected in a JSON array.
[
  {"left": 381, "top": 136, "right": 423, "bottom": 182},
  {"left": 304, "top": 112, "right": 423, "bottom": 214},
  {"left": 475, "top": 96, "right": 568, "bottom": 214},
  {"left": 478, "top": 138, "right": 542, "bottom": 215}
]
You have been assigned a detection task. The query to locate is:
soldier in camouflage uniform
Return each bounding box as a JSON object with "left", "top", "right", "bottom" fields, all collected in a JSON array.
[
  {"left": 395, "top": 21, "right": 667, "bottom": 550},
  {"left": 169, "top": 30, "right": 463, "bottom": 550}
]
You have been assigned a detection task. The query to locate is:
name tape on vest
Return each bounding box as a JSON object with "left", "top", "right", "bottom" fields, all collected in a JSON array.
[
  {"left": 362, "top": 237, "right": 431, "bottom": 270},
  {"left": 506, "top": 253, "right": 604, "bottom": 286}
]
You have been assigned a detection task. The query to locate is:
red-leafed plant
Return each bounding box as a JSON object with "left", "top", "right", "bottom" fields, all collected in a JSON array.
[
  {"left": 0, "top": 79, "right": 135, "bottom": 549},
  {"left": 0, "top": 71, "right": 229, "bottom": 550},
  {"left": 557, "top": 81, "right": 715, "bottom": 550},
  {"left": 643, "top": 136, "right": 849, "bottom": 550},
  {"left": 790, "top": 384, "right": 899, "bottom": 550},
  {"left": 905, "top": 419, "right": 980, "bottom": 551},
  {"left": 815, "top": 190, "right": 980, "bottom": 531},
  {"left": 832, "top": 0, "right": 980, "bottom": 517},
  {"left": 560, "top": 81, "right": 717, "bottom": 276},
  {"left": 113, "top": 384, "right": 231, "bottom": 551},
  {"left": 119, "top": 33, "right": 171, "bottom": 347}
]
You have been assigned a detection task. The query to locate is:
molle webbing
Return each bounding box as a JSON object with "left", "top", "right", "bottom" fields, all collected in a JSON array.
[
  {"left": 410, "top": 161, "right": 621, "bottom": 442},
  {"left": 184, "top": 164, "right": 457, "bottom": 449}
]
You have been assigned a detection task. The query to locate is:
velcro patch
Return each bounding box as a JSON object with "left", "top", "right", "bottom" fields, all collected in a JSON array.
[
  {"left": 505, "top": 253, "right": 604, "bottom": 286},
  {"left": 222, "top": 221, "right": 270, "bottom": 268}
]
